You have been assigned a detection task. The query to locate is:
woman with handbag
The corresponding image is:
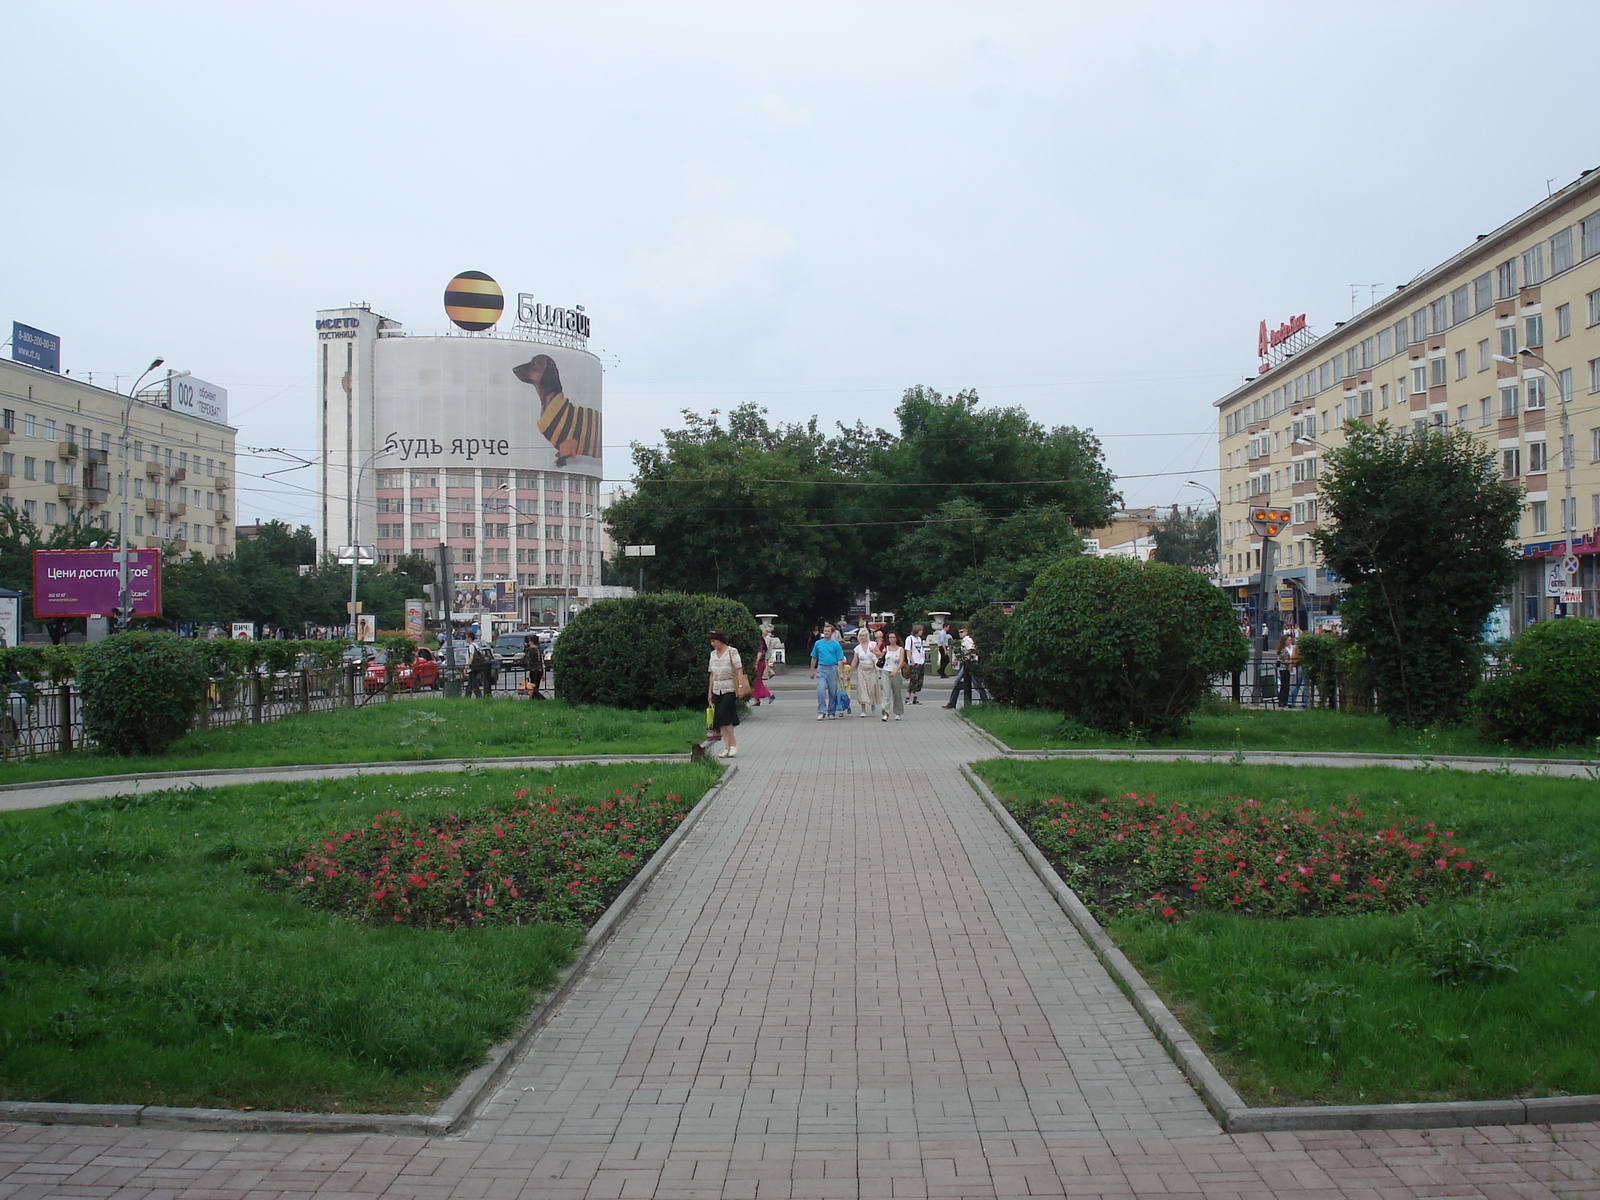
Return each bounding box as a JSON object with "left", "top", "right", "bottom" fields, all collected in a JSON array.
[
  {"left": 879, "top": 630, "right": 906, "bottom": 721},
  {"left": 751, "top": 642, "right": 773, "bottom": 706},
  {"left": 850, "top": 628, "right": 881, "bottom": 718},
  {"left": 705, "top": 629, "right": 747, "bottom": 758}
]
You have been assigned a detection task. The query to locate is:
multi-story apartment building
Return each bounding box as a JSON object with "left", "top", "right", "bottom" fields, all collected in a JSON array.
[
  {"left": 0, "top": 355, "right": 237, "bottom": 558},
  {"left": 1215, "top": 169, "right": 1600, "bottom": 635}
]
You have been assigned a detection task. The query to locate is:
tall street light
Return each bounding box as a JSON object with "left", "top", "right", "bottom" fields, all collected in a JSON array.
[
  {"left": 1183, "top": 480, "right": 1220, "bottom": 583},
  {"left": 116, "top": 358, "right": 171, "bottom": 628},
  {"left": 1519, "top": 348, "right": 1576, "bottom": 615}
]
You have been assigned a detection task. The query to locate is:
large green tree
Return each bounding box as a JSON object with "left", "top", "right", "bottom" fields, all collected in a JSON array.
[
  {"left": 1151, "top": 506, "right": 1219, "bottom": 572},
  {"left": 1312, "top": 422, "right": 1522, "bottom": 727}
]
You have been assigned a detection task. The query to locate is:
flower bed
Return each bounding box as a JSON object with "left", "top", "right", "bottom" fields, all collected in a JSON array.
[
  {"left": 278, "top": 776, "right": 690, "bottom": 928},
  {"left": 1012, "top": 790, "right": 1494, "bottom": 921}
]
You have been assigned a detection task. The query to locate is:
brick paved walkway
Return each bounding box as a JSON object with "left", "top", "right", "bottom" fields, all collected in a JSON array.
[{"left": 3, "top": 675, "right": 1598, "bottom": 1198}]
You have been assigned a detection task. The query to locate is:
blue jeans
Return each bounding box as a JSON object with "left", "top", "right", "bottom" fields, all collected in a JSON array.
[
  {"left": 814, "top": 664, "right": 838, "bottom": 714},
  {"left": 946, "top": 663, "right": 988, "bottom": 706}
]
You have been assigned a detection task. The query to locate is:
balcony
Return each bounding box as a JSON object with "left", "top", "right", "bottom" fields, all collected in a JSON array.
[
  {"left": 85, "top": 487, "right": 110, "bottom": 507},
  {"left": 167, "top": 502, "right": 187, "bottom": 518},
  {"left": 57, "top": 484, "right": 82, "bottom": 504},
  {"left": 215, "top": 508, "right": 231, "bottom": 524},
  {"left": 168, "top": 466, "right": 186, "bottom": 483},
  {"left": 0, "top": 429, "right": 10, "bottom": 445},
  {"left": 58, "top": 442, "right": 78, "bottom": 461},
  {"left": 145, "top": 461, "right": 165, "bottom": 481},
  {"left": 0, "top": 474, "right": 10, "bottom": 489},
  {"left": 213, "top": 475, "right": 229, "bottom": 491},
  {"left": 145, "top": 498, "right": 167, "bottom": 516}
]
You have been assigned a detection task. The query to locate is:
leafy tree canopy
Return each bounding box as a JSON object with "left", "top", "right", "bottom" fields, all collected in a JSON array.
[
  {"left": 1311, "top": 422, "right": 1522, "bottom": 727},
  {"left": 1151, "top": 505, "right": 1218, "bottom": 572}
]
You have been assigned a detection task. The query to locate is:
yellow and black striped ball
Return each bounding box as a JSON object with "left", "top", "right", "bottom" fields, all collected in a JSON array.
[{"left": 443, "top": 271, "right": 504, "bottom": 331}]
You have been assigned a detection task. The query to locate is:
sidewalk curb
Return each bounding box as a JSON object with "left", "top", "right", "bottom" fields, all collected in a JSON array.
[
  {"left": 0, "top": 762, "right": 739, "bottom": 1137},
  {"left": 960, "top": 764, "right": 1600, "bottom": 1133},
  {"left": 0, "top": 753, "right": 693, "bottom": 798}
]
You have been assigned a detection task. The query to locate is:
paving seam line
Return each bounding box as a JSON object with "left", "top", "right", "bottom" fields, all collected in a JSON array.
[
  {"left": 0, "top": 762, "right": 739, "bottom": 1138},
  {"left": 958, "top": 762, "right": 1600, "bottom": 1133},
  {"left": 0, "top": 753, "right": 691, "bottom": 796}
]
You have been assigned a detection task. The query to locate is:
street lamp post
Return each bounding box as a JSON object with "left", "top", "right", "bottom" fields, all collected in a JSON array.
[
  {"left": 116, "top": 358, "right": 171, "bottom": 628},
  {"left": 1183, "top": 480, "right": 1221, "bottom": 583},
  {"left": 1521, "top": 349, "right": 1576, "bottom": 616}
]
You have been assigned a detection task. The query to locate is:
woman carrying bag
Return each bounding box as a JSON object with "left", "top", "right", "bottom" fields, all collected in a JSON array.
[
  {"left": 705, "top": 629, "right": 748, "bottom": 759},
  {"left": 850, "top": 628, "right": 881, "bottom": 718}
]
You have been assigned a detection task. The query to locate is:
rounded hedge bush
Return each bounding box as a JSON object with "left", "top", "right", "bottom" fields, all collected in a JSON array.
[
  {"left": 965, "top": 604, "right": 1035, "bottom": 707},
  {"left": 1469, "top": 618, "right": 1600, "bottom": 747},
  {"left": 78, "top": 631, "right": 208, "bottom": 756},
  {"left": 1001, "top": 556, "right": 1248, "bottom": 736},
  {"left": 551, "top": 593, "right": 762, "bottom": 710}
]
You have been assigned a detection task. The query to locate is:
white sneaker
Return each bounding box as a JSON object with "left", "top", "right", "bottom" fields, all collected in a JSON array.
[
  {"left": 726, "top": 746, "right": 739, "bottom": 758},
  {"left": 817, "top": 713, "right": 825, "bottom": 720},
  {"left": 859, "top": 710, "right": 867, "bottom": 717},
  {"left": 894, "top": 715, "right": 901, "bottom": 720},
  {"left": 881, "top": 712, "right": 887, "bottom": 721}
]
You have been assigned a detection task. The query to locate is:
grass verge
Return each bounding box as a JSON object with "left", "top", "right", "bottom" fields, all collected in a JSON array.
[
  {"left": 0, "top": 698, "right": 704, "bottom": 787},
  {"left": 964, "top": 702, "right": 1600, "bottom": 759},
  {"left": 0, "top": 761, "right": 720, "bottom": 1112},
  {"left": 974, "top": 757, "right": 1600, "bottom": 1106}
]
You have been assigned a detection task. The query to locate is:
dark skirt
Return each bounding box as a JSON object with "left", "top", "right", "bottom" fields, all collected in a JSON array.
[{"left": 711, "top": 691, "right": 740, "bottom": 728}]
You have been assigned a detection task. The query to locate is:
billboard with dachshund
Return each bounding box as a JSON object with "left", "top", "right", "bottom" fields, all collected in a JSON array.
[{"left": 373, "top": 336, "right": 602, "bottom": 472}]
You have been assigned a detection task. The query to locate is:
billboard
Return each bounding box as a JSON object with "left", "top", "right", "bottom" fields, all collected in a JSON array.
[
  {"left": 11, "top": 322, "right": 60, "bottom": 372},
  {"left": 454, "top": 580, "right": 516, "bottom": 614},
  {"left": 169, "top": 374, "right": 228, "bottom": 424},
  {"left": 375, "top": 337, "right": 602, "bottom": 472},
  {"left": 32, "top": 549, "right": 161, "bottom": 619}
]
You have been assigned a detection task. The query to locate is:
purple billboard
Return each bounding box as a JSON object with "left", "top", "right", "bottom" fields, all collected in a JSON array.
[{"left": 33, "top": 549, "right": 162, "bottom": 619}]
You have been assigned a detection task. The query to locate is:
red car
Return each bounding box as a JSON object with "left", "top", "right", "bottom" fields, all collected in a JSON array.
[{"left": 362, "top": 649, "right": 440, "bottom": 693}]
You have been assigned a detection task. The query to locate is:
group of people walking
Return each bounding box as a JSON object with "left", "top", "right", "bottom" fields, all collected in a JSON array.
[{"left": 807, "top": 622, "right": 985, "bottom": 720}]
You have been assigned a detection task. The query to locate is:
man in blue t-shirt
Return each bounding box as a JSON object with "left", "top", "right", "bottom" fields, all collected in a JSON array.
[{"left": 810, "top": 622, "right": 845, "bottom": 719}]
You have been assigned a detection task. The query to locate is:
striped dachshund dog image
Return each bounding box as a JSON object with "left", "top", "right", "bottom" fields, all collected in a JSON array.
[{"left": 512, "top": 353, "right": 601, "bottom": 466}]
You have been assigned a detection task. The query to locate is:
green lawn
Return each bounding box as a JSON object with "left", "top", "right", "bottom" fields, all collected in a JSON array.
[
  {"left": 975, "top": 757, "right": 1600, "bottom": 1106},
  {"left": 0, "top": 698, "right": 704, "bottom": 786},
  {"left": 0, "top": 761, "right": 719, "bottom": 1112},
  {"left": 964, "top": 702, "right": 1600, "bottom": 759}
]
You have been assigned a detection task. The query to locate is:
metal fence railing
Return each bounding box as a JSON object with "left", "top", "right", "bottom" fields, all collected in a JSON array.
[{"left": 0, "top": 662, "right": 552, "bottom": 759}]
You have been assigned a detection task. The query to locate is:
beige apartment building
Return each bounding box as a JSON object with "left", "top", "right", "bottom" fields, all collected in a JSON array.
[
  {"left": 0, "top": 356, "right": 237, "bottom": 557},
  {"left": 1215, "top": 168, "right": 1600, "bottom": 635}
]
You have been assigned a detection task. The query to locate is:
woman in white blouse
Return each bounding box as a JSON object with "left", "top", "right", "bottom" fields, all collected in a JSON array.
[
  {"left": 851, "top": 628, "right": 882, "bottom": 718},
  {"left": 705, "top": 629, "right": 743, "bottom": 758}
]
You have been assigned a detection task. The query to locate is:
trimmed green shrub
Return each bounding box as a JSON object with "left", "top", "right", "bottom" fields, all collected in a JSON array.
[
  {"left": 1002, "top": 556, "right": 1248, "bottom": 736},
  {"left": 78, "top": 631, "right": 208, "bottom": 755},
  {"left": 1470, "top": 618, "right": 1600, "bottom": 747},
  {"left": 1296, "top": 632, "right": 1342, "bottom": 708},
  {"left": 551, "top": 593, "right": 761, "bottom": 710}
]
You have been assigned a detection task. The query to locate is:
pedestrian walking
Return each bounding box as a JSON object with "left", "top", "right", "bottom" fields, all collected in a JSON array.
[
  {"left": 851, "top": 628, "right": 882, "bottom": 718},
  {"left": 521, "top": 634, "right": 545, "bottom": 699},
  {"left": 706, "top": 629, "right": 746, "bottom": 758},
  {"left": 905, "top": 624, "right": 927, "bottom": 704},
  {"left": 880, "top": 630, "right": 906, "bottom": 721},
  {"left": 751, "top": 641, "right": 773, "bottom": 706},
  {"left": 462, "top": 632, "right": 488, "bottom": 698},
  {"left": 935, "top": 625, "right": 952, "bottom": 677},
  {"left": 810, "top": 621, "right": 844, "bottom": 719},
  {"left": 942, "top": 625, "right": 990, "bottom": 708}
]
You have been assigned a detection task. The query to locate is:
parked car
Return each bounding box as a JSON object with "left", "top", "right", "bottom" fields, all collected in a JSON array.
[{"left": 362, "top": 649, "right": 440, "bottom": 693}]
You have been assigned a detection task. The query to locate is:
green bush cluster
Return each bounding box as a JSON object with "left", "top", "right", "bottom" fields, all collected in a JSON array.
[
  {"left": 0, "top": 644, "right": 80, "bottom": 685},
  {"left": 77, "top": 632, "right": 209, "bottom": 756},
  {"left": 195, "top": 637, "right": 349, "bottom": 675},
  {"left": 998, "top": 556, "right": 1248, "bottom": 736},
  {"left": 1470, "top": 618, "right": 1600, "bottom": 748},
  {"left": 964, "top": 604, "right": 1034, "bottom": 707},
  {"left": 552, "top": 593, "right": 761, "bottom": 710}
]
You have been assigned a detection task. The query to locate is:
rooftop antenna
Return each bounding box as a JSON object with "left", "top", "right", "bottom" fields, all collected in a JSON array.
[{"left": 1547, "top": 177, "right": 1558, "bottom": 197}]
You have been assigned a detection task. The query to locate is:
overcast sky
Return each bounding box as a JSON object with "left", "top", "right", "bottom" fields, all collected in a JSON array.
[{"left": 4, "top": 1, "right": 1598, "bottom": 527}]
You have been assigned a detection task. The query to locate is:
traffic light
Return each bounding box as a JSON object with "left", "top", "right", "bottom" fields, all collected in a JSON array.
[{"left": 1249, "top": 507, "right": 1292, "bottom": 537}]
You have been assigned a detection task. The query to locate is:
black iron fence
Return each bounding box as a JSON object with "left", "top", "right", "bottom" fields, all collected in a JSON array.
[{"left": 0, "top": 663, "right": 550, "bottom": 759}]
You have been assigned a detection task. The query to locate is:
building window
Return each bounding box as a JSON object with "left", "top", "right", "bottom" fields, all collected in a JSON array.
[
  {"left": 1556, "top": 303, "right": 1571, "bottom": 340},
  {"left": 1377, "top": 328, "right": 1393, "bottom": 360},
  {"left": 1587, "top": 289, "right": 1600, "bottom": 327},
  {"left": 1593, "top": 494, "right": 1600, "bottom": 527},
  {"left": 1473, "top": 272, "right": 1493, "bottom": 312},
  {"left": 1457, "top": 405, "right": 1468, "bottom": 428},
  {"left": 1450, "top": 285, "right": 1470, "bottom": 325},
  {"left": 43, "top": 502, "right": 56, "bottom": 524},
  {"left": 1496, "top": 259, "right": 1518, "bottom": 298},
  {"left": 132, "top": 514, "right": 141, "bottom": 535},
  {"left": 1552, "top": 227, "right": 1574, "bottom": 273},
  {"left": 1480, "top": 397, "right": 1493, "bottom": 426},
  {"left": 1412, "top": 307, "right": 1429, "bottom": 339},
  {"left": 1527, "top": 375, "right": 1547, "bottom": 409},
  {"left": 1395, "top": 317, "right": 1410, "bottom": 348},
  {"left": 1411, "top": 366, "right": 1427, "bottom": 394},
  {"left": 1478, "top": 339, "right": 1491, "bottom": 370},
  {"left": 1500, "top": 325, "right": 1518, "bottom": 359},
  {"left": 1583, "top": 212, "right": 1600, "bottom": 260},
  {"left": 1502, "top": 448, "right": 1521, "bottom": 478},
  {"left": 1590, "top": 428, "right": 1600, "bottom": 463},
  {"left": 1429, "top": 358, "right": 1447, "bottom": 387},
  {"left": 1522, "top": 244, "right": 1545, "bottom": 286},
  {"left": 1529, "top": 441, "right": 1548, "bottom": 473},
  {"left": 1379, "top": 383, "right": 1390, "bottom": 409},
  {"left": 1559, "top": 368, "right": 1573, "bottom": 405},
  {"left": 0, "top": 410, "right": 11, "bottom": 432},
  {"left": 1525, "top": 314, "right": 1544, "bottom": 347},
  {"left": 1455, "top": 349, "right": 1467, "bottom": 379},
  {"left": 1500, "top": 386, "right": 1520, "bottom": 418},
  {"left": 1531, "top": 500, "right": 1547, "bottom": 533},
  {"left": 1430, "top": 297, "right": 1447, "bottom": 332},
  {"left": 22, "top": 457, "right": 35, "bottom": 480},
  {"left": 23, "top": 414, "right": 35, "bottom": 438},
  {"left": 1359, "top": 389, "right": 1373, "bottom": 415}
]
